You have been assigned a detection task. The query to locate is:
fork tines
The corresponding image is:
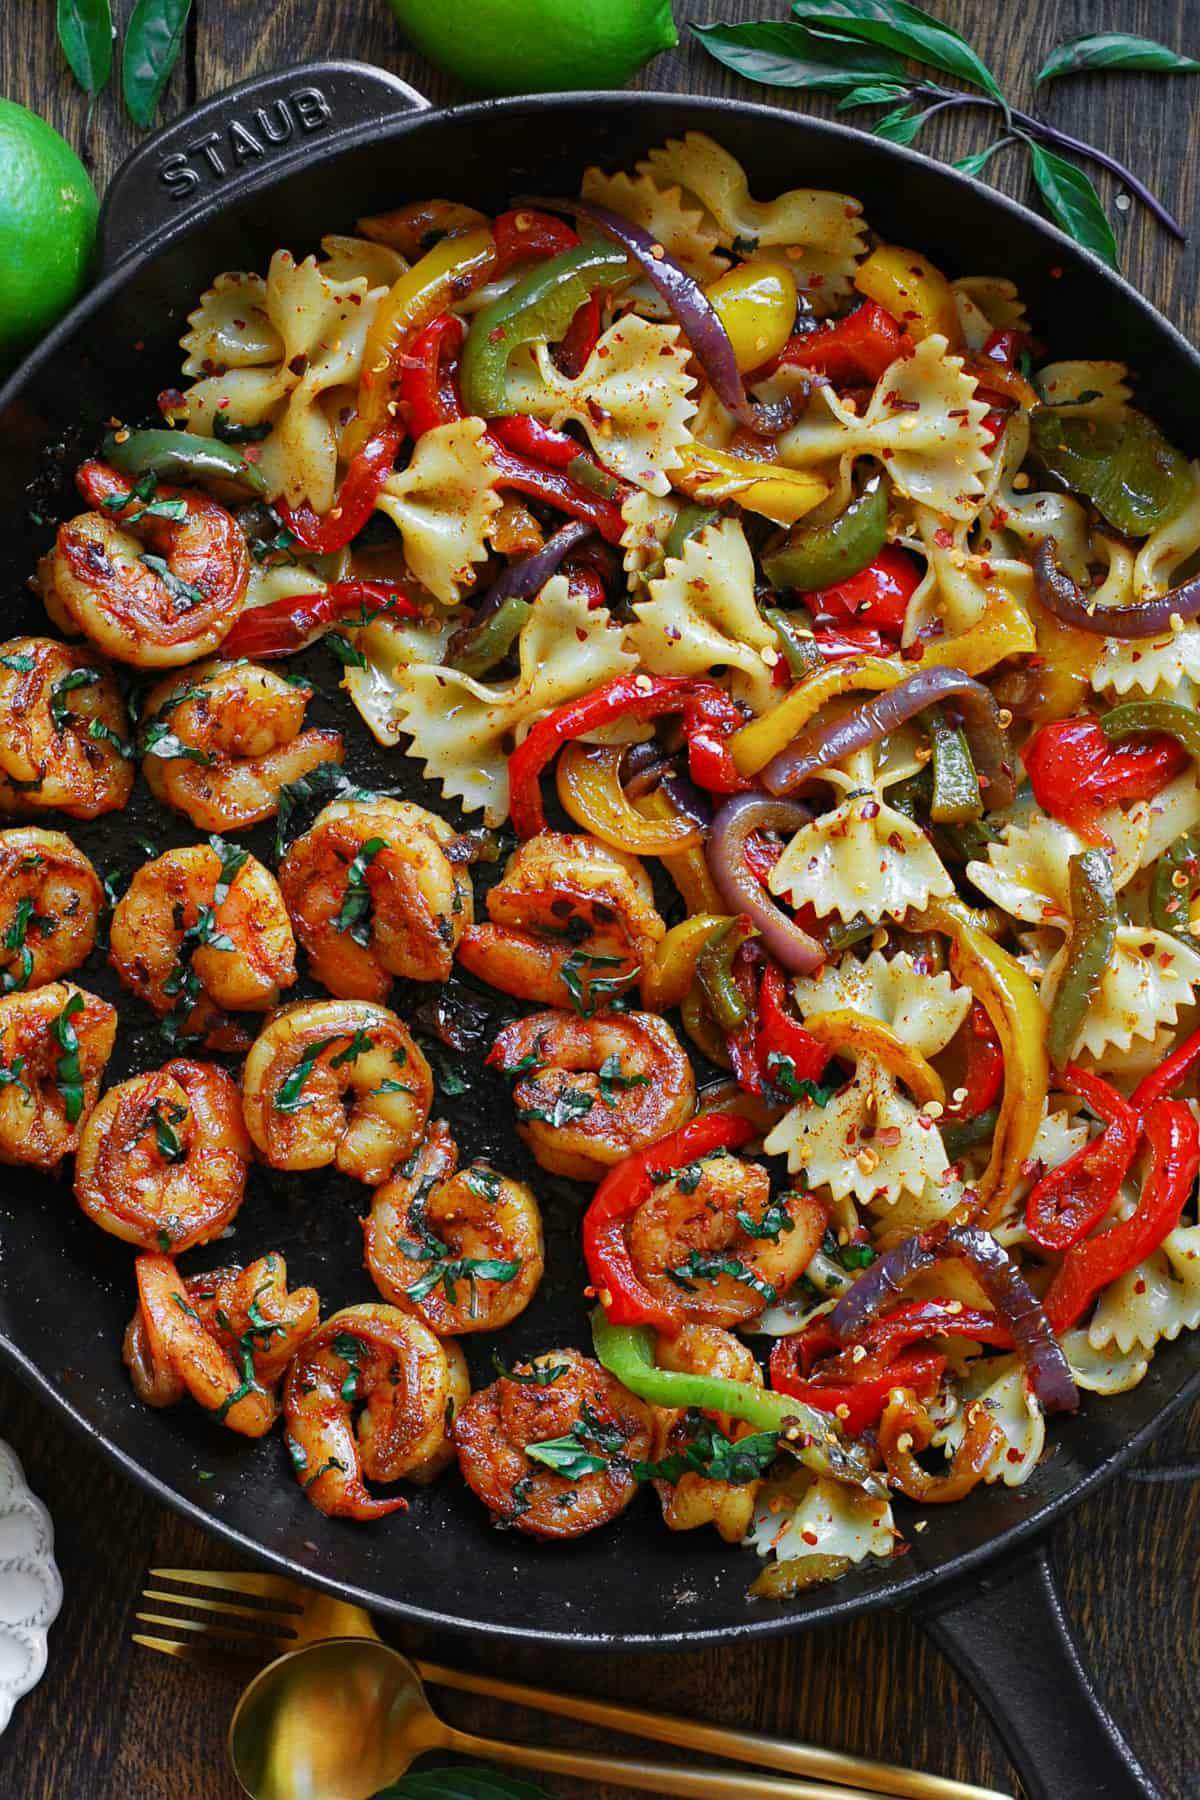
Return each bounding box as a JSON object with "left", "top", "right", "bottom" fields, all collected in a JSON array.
[{"left": 135, "top": 1567, "right": 302, "bottom": 1664}]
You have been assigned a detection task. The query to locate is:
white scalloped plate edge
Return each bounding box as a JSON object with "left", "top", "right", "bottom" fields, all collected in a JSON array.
[{"left": 0, "top": 1438, "right": 62, "bottom": 1734}]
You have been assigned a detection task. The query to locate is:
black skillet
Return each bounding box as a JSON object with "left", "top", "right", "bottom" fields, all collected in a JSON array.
[{"left": 0, "top": 63, "right": 1196, "bottom": 1800}]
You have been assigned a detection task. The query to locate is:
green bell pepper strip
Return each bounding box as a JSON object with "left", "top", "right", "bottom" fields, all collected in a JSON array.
[
  {"left": 590, "top": 1311, "right": 886, "bottom": 1495},
  {"left": 1101, "top": 698, "right": 1200, "bottom": 763},
  {"left": 664, "top": 503, "right": 720, "bottom": 564},
  {"left": 460, "top": 242, "right": 630, "bottom": 417},
  {"left": 102, "top": 429, "right": 268, "bottom": 495},
  {"left": 695, "top": 914, "right": 757, "bottom": 1033},
  {"left": 1151, "top": 830, "right": 1200, "bottom": 943},
  {"left": 566, "top": 455, "right": 624, "bottom": 502},
  {"left": 760, "top": 478, "right": 888, "bottom": 593},
  {"left": 1029, "top": 407, "right": 1192, "bottom": 538},
  {"left": 450, "top": 596, "right": 533, "bottom": 678},
  {"left": 928, "top": 705, "right": 983, "bottom": 825},
  {"left": 763, "top": 607, "right": 823, "bottom": 680},
  {"left": 1047, "top": 849, "right": 1118, "bottom": 1071},
  {"left": 941, "top": 1104, "right": 1001, "bottom": 1160}
]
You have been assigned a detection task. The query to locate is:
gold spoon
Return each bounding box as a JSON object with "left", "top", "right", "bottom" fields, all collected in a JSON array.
[{"left": 227, "top": 1637, "right": 907, "bottom": 1800}]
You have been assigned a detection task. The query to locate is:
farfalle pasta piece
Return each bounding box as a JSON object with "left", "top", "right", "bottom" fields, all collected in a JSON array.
[
  {"left": 902, "top": 505, "right": 1034, "bottom": 642},
  {"left": 317, "top": 233, "right": 408, "bottom": 288},
  {"left": 777, "top": 335, "right": 991, "bottom": 520},
  {"left": 580, "top": 165, "right": 726, "bottom": 288},
  {"left": 1035, "top": 359, "right": 1132, "bottom": 416},
  {"left": 975, "top": 413, "right": 1093, "bottom": 585},
  {"left": 391, "top": 575, "right": 636, "bottom": 823},
  {"left": 180, "top": 249, "right": 385, "bottom": 511},
  {"left": 930, "top": 1355, "right": 1044, "bottom": 1487},
  {"left": 1086, "top": 1224, "right": 1200, "bottom": 1355},
  {"left": 639, "top": 133, "right": 866, "bottom": 313},
  {"left": 951, "top": 275, "right": 1027, "bottom": 337},
  {"left": 620, "top": 488, "right": 678, "bottom": 584},
  {"left": 1091, "top": 462, "right": 1200, "bottom": 699},
  {"left": 790, "top": 951, "right": 970, "bottom": 1061},
  {"left": 1041, "top": 927, "right": 1200, "bottom": 1062},
  {"left": 627, "top": 519, "right": 777, "bottom": 711},
  {"left": 967, "top": 802, "right": 1149, "bottom": 928},
  {"left": 747, "top": 1471, "right": 896, "bottom": 1565},
  {"left": 502, "top": 316, "right": 697, "bottom": 495},
  {"left": 770, "top": 750, "right": 954, "bottom": 924},
  {"left": 1061, "top": 1330, "right": 1151, "bottom": 1395},
  {"left": 374, "top": 419, "right": 500, "bottom": 604},
  {"left": 342, "top": 613, "right": 459, "bottom": 748},
  {"left": 764, "top": 1056, "right": 950, "bottom": 1211}
]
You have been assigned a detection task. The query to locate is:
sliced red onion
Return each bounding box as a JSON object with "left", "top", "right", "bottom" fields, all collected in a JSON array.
[
  {"left": 763, "top": 665, "right": 1017, "bottom": 811},
  {"left": 707, "top": 794, "right": 823, "bottom": 973},
  {"left": 471, "top": 520, "right": 594, "bottom": 630},
  {"left": 830, "top": 1233, "right": 941, "bottom": 1341},
  {"left": 1035, "top": 538, "right": 1200, "bottom": 639},
  {"left": 660, "top": 769, "right": 713, "bottom": 829},
  {"left": 943, "top": 1225, "right": 1079, "bottom": 1415}
]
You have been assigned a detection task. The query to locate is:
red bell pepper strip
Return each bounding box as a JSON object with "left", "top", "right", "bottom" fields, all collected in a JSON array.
[
  {"left": 1026, "top": 1066, "right": 1140, "bottom": 1253},
  {"left": 809, "top": 545, "right": 923, "bottom": 640},
  {"left": 490, "top": 415, "right": 579, "bottom": 467},
  {"left": 810, "top": 623, "right": 898, "bottom": 661},
  {"left": 584, "top": 1114, "right": 757, "bottom": 1333},
  {"left": 850, "top": 1298, "right": 1015, "bottom": 1356},
  {"left": 398, "top": 312, "right": 465, "bottom": 438},
  {"left": 566, "top": 564, "right": 608, "bottom": 610},
  {"left": 1131, "top": 1024, "right": 1200, "bottom": 1115},
  {"left": 681, "top": 686, "right": 753, "bottom": 795},
  {"left": 220, "top": 579, "right": 422, "bottom": 660},
  {"left": 485, "top": 432, "right": 628, "bottom": 543},
  {"left": 492, "top": 207, "right": 580, "bottom": 277},
  {"left": 757, "top": 962, "right": 832, "bottom": 1088},
  {"left": 508, "top": 672, "right": 710, "bottom": 837},
  {"left": 555, "top": 290, "right": 602, "bottom": 378},
  {"left": 1044, "top": 1098, "right": 1200, "bottom": 1332},
  {"left": 277, "top": 426, "right": 402, "bottom": 556},
  {"left": 944, "top": 1001, "right": 1003, "bottom": 1123},
  {"left": 1023, "top": 716, "right": 1189, "bottom": 846},
  {"left": 774, "top": 301, "right": 905, "bottom": 386},
  {"left": 770, "top": 1339, "right": 946, "bottom": 1435}
]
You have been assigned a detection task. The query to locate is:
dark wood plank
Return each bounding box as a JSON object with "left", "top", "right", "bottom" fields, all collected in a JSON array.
[{"left": 1, "top": 2, "right": 1199, "bottom": 1796}]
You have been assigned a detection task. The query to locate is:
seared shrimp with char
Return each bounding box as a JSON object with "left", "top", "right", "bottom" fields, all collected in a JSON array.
[
  {"left": 0, "top": 981, "right": 116, "bottom": 1168},
  {"left": 0, "top": 638, "right": 133, "bottom": 818},
  {"left": 42, "top": 460, "right": 248, "bottom": 667},
  {"left": 241, "top": 998, "right": 433, "bottom": 1184},
  {"left": 283, "top": 1303, "right": 468, "bottom": 1518},
  {"left": 140, "top": 659, "right": 344, "bottom": 832},
  {"left": 648, "top": 1323, "right": 769, "bottom": 1544},
  {"left": 363, "top": 1119, "right": 543, "bottom": 1334},
  {"left": 75, "top": 1058, "right": 252, "bottom": 1252},
  {"left": 0, "top": 828, "right": 103, "bottom": 993},
  {"left": 457, "top": 831, "right": 664, "bottom": 1012},
  {"left": 280, "top": 797, "right": 472, "bottom": 1001}
]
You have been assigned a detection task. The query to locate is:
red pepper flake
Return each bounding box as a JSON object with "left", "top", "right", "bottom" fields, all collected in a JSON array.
[
  {"left": 1006, "top": 1447, "right": 1024, "bottom": 1464},
  {"left": 933, "top": 527, "right": 954, "bottom": 549},
  {"left": 801, "top": 1529, "right": 819, "bottom": 1547}
]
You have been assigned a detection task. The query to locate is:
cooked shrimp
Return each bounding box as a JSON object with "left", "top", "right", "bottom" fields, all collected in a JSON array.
[
  {"left": 280, "top": 797, "right": 473, "bottom": 1001},
  {"left": 457, "top": 831, "right": 664, "bottom": 1011},
  {"left": 489, "top": 1009, "right": 695, "bottom": 1182},
  {"left": 649, "top": 1324, "right": 767, "bottom": 1544},
  {"left": 283, "top": 1303, "right": 468, "bottom": 1518},
  {"left": 75, "top": 1059, "right": 252, "bottom": 1252},
  {"left": 241, "top": 999, "right": 433, "bottom": 1184},
  {"left": 627, "top": 1152, "right": 826, "bottom": 1328},
  {"left": 42, "top": 461, "right": 248, "bottom": 667},
  {"left": 0, "top": 828, "right": 103, "bottom": 993},
  {"left": 0, "top": 980, "right": 116, "bottom": 1168},
  {"left": 124, "top": 1251, "right": 318, "bottom": 1436},
  {"left": 363, "top": 1119, "right": 543, "bottom": 1334},
  {"left": 454, "top": 1348, "right": 653, "bottom": 1540},
  {"left": 141, "top": 660, "right": 344, "bottom": 832},
  {"left": 109, "top": 841, "right": 296, "bottom": 1046},
  {"left": 0, "top": 637, "right": 133, "bottom": 818}
]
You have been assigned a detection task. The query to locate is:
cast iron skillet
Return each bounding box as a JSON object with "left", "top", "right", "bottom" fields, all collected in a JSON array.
[{"left": 0, "top": 63, "right": 1196, "bottom": 1800}]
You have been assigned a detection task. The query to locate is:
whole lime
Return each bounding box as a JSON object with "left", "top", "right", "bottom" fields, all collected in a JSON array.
[
  {"left": 388, "top": 0, "right": 677, "bottom": 95},
  {"left": 0, "top": 99, "right": 98, "bottom": 363}
]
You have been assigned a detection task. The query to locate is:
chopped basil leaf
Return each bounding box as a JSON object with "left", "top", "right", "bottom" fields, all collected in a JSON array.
[
  {"left": 0, "top": 653, "right": 35, "bottom": 672},
  {"left": 491, "top": 1353, "right": 569, "bottom": 1388},
  {"left": 559, "top": 948, "right": 638, "bottom": 1018},
  {"left": 333, "top": 836, "right": 386, "bottom": 946},
  {"left": 139, "top": 554, "right": 205, "bottom": 612},
  {"left": 325, "top": 632, "right": 367, "bottom": 669},
  {"left": 666, "top": 1248, "right": 776, "bottom": 1305},
  {"left": 49, "top": 667, "right": 100, "bottom": 733},
  {"left": 87, "top": 716, "right": 135, "bottom": 758},
  {"left": 736, "top": 1195, "right": 797, "bottom": 1242},
  {"left": 51, "top": 990, "right": 87, "bottom": 1124},
  {"left": 634, "top": 1414, "right": 780, "bottom": 1487},
  {"left": 596, "top": 1050, "right": 650, "bottom": 1108},
  {"left": 213, "top": 412, "right": 272, "bottom": 445}
]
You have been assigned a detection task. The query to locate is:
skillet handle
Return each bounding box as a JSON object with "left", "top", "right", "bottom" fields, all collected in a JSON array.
[
  {"left": 919, "top": 1539, "right": 1159, "bottom": 1800},
  {"left": 96, "top": 60, "right": 431, "bottom": 273}
]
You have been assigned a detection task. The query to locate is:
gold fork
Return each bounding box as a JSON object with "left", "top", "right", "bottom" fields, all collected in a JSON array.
[{"left": 135, "top": 1567, "right": 1010, "bottom": 1800}]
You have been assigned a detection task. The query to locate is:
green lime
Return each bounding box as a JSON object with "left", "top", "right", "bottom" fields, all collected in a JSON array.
[
  {"left": 388, "top": 0, "right": 678, "bottom": 95},
  {"left": 0, "top": 99, "right": 98, "bottom": 363}
]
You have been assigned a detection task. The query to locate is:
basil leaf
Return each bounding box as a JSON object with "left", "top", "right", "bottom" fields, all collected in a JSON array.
[
  {"left": 333, "top": 837, "right": 386, "bottom": 946},
  {"left": 871, "top": 102, "right": 932, "bottom": 145},
  {"left": 375, "top": 1770, "right": 554, "bottom": 1800},
  {"left": 57, "top": 0, "right": 114, "bottom": 99},
  {"left": 1025, "top": 138, "right": 1118, "bottom": 269},
  {"left": 325, "top": 632, "right": 367, "bottom": 670},
  {"left": 522, "top": 1436, "right": 610, "bottom": 1480},
  {"left": 953, "top": 138, "right": 1014, "bottom": 178},
  {"left": 213, "top": 413, "right": 273, "bottom": 445},
  {"left": 49, "top": 667, "right": 100, "bottom": 733},
  {"left": 0, "top": 654, "right": 35, "bottom": 672},
  {"left": 789, "top": 0, "right": 1007, "bottom": 107},
  {"left": 689, "top": 19, "right": 906, "bottom": 90},
  {"left": 52, "top": 991, "right": 87, "bottom": 1125},
  {"left": 139, "top": 553, "right": 204, "bottom": 611},
  {"left": 1038, "top": 32, "right": 1200, "bottom": 83},
  {"left": 122, "top": 0, "right": 193, "bottom": 128},
  {"left": 834, "top": 81, "right": 910, "bottom": 108}
]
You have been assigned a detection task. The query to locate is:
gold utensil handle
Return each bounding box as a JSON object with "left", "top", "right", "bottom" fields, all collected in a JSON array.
[
  {"left": 417, "top": 1661, "right": 1007, "bottom": 1800},
  {"left": 439, "top": 1721, "right": 908, "bottom": 1800}
]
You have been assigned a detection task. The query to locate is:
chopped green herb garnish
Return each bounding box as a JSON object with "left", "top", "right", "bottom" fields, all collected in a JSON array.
[
  {"left": 49, "top": 667, "right": 100, "bottom": 733},
  {"left": 330, "top": 1330, "right": 367, "bottom": 1404},
  {"left": 139, "top": 554, "right": 205, "bottom": 612},
  {"left": 149, "top": 1097, "right": 189, "bottom": 1163},
  {"left": 274, "top": 760, "right": 354, "bottom": 858},
  {"left": 86, "top": 716, "right": 135, "bottom": 758},
  {"left": 634, "top": 1413, "right": 780, "bottom": 1487},
  {"left": 736, "top": 1195, "right": 797, "bottom": 1243},
  {"left": 596, "top": 1051, "right": 650, "bottom": 1109},
  {"left": 273, "top": 1031, "right": 369, "bottom": 1113},
  {"left": 0, "top": 1054, "right": 30, "bottom": 1099},
  {"left": 139, "top": 720, "right": 214, "bottom": 765},
  {"left": 0, "top": 653, "right": 35, "bottom": 672},
  {"left": 51, "top": 990, "right": 86, "bottom": 1124},
  {"left": 516, "top": 1086, "right": 595, "bottom": 1130},
  {"left": 665, "top": 1248, "right": 776, "bottom": 1306},
  {"left": 333, "top": 836, "right": 386, "bottom": 947},
  {"left": 491, "top": 1353, "right": 569, "bottom": 1388},
  {"left": 463, "top": 1164, "right": 502, "bottom": 1204},
  {"left": 325, "top": 632, "right": 367, "bottom": 669},
  {"left": 559, "top": 949, "right": 638, "bottom": 1018},
  {"left": 213, "top": 413, "right": 272, "bottom": 445},
  {"left": 765, "top": 1052, "right": 836, "bottom": 1106}
]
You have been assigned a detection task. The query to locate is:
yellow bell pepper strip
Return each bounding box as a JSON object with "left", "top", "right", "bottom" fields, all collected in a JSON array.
[
  {"left": 801, "top": 1011, "right": 945, "bottom": 1107},
  {"left": 916, "top": 897, "right": 1049, "bottom": 1229},
  {"left": 1047, "top": 850, "right": 1118, "bottom": 1073},
  {"left": 634, "top": 788, "right": 726, "bottom": 915},
  {"left": 913, "top": 592, "right": 1037, "bottom": 677},
  {"left": 591, "top": 1310, "right": 885, "bottom": 1494},
  {"left": 674, "top": 442, "right": 831, "bottom": 527},
  {"left": 345, "top": 226, "right": 498, "bottom": 459},
  {"left": 729, "top": 655, "right": 903, "bottom": 779},
  {"left": 641, "top": 915, "right": 730, "bottom": 1012},
  {"left": 704, "top": 261, "right": 797, "bottom": 372},
  {"left": 854, "top": 244, "right": 961, "bottom": 346},
  {"left": 1024, "top": 601, "right": 1101, "bottom": 723},
  {"left": 555, "top": 742, "right": 704, "bottom": 857}
]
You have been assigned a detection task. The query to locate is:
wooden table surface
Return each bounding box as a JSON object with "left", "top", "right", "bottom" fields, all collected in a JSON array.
[{"left": 2, "top": 2, "right": 1199, "bottom": 1795}]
